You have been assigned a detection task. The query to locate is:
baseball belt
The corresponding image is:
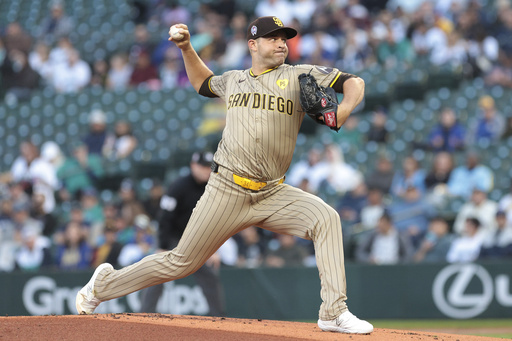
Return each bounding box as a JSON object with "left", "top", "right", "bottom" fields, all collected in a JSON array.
[
  {"left": 211, "top": 161, "right": 284, "bottom": 191},
  {"left": 233, "top": 173, "right": 284, "bottom": 191}
]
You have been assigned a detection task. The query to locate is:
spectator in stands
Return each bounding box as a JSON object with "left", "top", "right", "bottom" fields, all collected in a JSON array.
[
  {"left": 453, "top": 187, "right": 498, "bottom": 237},
  {"left": 7, "top": 141, "right": 58, "bottom": 215},
  {"left": 480, "top": 210, "right": 512, "bottom": 259},
  {"left": 337, "top": 116, "right": 362, "bottom": 148},
  {"left": 255, "top": 0, "right": 293, "bottom": 25},
  {"left": 264, "top": 234, "right": 309, "bottom": 268},
  {"left": 499, "top": 183, "right": 512, "bottom": 226},
  {"left": 388, "top": 185, "right": 436, "bottom": 247},
  {"left": 424, "top": 151, "right": 454, "bottom": 208},
  {"left": 468, "top": 95, "right": 505, "bottom": 144},
  {"left": 375, "top": 19, "right": 415, "bottom": 68},
  {"left": 312, "top": 144, "right": 364, "bottom": 195},
  {"left": 142, "top": 179, "right": 164, "bottom": 221},
  {"left": 467, "top": 30, "right": 499, "bottom": 78},
  {"left": 128, "top": 24, "right": 156, "bottom": 65},
  {"left": 366, "top": 107, "right": 388, "bottom": 143},
  {"left": 426, "top": 107, "right": 466, "bottom": 152},
  {"left": 55, "top": 221, "right": 93, "bottom": 270},
  {"left": 129, "top": 51, "right": 159, "bottom": 87},
  {"left": 299, "top": 30, "right": 339, "bottom": 65},
  {"left": 5, "top": 182, "right": 30, "bottom": 211},
  {"left": 37, "top": 0, "right": 74, "bottom": 45},
  {"left": 28, "top": 42, "right": 54, "bottom": 86},
  {"left": 390, "top": 156, "right": 426, "bottom": 199},
  {"left": 219, "top": 29, "right": 249, "bottom": 70},
  {"left": 90, "top": 59, "right": 109, "bottom": 88},
  {"left": 80, "top": 188, "right": 104, "bottom": 225},
  {"left": 424, "top": 152, "right": 454, "bottom": 191},
  {"left": 1, "top": 49, "right": 40, "bottom": 102},
  {"left": 82, "top": 109, "right": 109, "bottom": 156},
  {"left": 286, "top": 147, "right": 323, "bottom": 191},
  {"left": 359, "top": 188, "right": 386, "bottom": 232},
  {"left": 56, "top": 142, "right": 104, "bottom": 201},
  {"left": 290, "top": 0, "right": 317, "bottom": 29},
  {"left": 52, "top": 48, "right": 91, "bottom": 93},
  {"left": 106, "top": 53, "right": 132, "bottom": 91},
  {"left": 447, "top": 151, "right": 493, "bottom": 199},
  {"left": 340, "top": 23, "right": 371, "bottom": 72},
  {"left": 117, "top": 214, "right": 155, "bottom": 267},
  {"left": 40, "top": 140, "right": 65, "bottom": 176},
  {"left": 159, "top": 1, "right": 191, "bottom": 28},
  {"left": 336, "top": 182, "right": 368, "bottom": 229},
  {"left": 495, "top": 6, "right": 512, "bottom": 57},
  {"left": 356, "top": 211, "right": 413, "bottom": 265},
  {"left": 3, "top": 22, "right": 32, "bottom": 55},
  {"left": 285, "top": 18, "right": 302, "bottom": 65},
  {"left": 93, "top": 221, "right": 122, "bottom": 268},
  {"left": 49, "top": 36, "right": 74, "bottom": 66},
  {"left": 12, "top": 201, "right": 44, "bottom": 241},
  {"left": 0, "top": 199, "right": 17, "bottom": 272},
  {"left": 414, "top": 217, "right": 455, "bottom": 263},
  {"left": 31, "top": 191, "right": 58, "bottom": 238},
  {"left": 365, "top": 155, "right": 395, "bottom": 195},
  {"left": 335, "top": 17, "right": 370, "bottom": 68},
  {"left": 430, "top": 30, "right": 467, "bottom": 67},
  {"left": 14, "top": 226, "right": 52, "bottom": 271},
  {"left": 116, "top": 178, "right": 146, "bottom": 227},
  {"left": 217, "top": 237, "right": 239, "bottom": 268},
  {"left": 53, "top": 204, "right": 91, "bottom": 246},
  {"left": 88, "top": 202, "right": 118, "bottom": 248},
  {"left": 159, "top": 54, "right": 181, "bottom": 90},
  {"left": 484, "top": 50, "right": 512, "bottom": 88},
  {"left": 502, "top": 116, "right": 512, "bottom": 140},
  {"left": 0, "top": 37, "right": 6, "bottom": 68},
  {"left": 102, "top": 120, "right": 138, "bottom": 160},
  {"left": 411, "top": 18, "right": 447, "bottom": 58},
  {"left": 447, "top": 217, "right": 483, "bottom": 263},
  {"left": 235, "top": 226, "right": 266, "bottom": 268}
]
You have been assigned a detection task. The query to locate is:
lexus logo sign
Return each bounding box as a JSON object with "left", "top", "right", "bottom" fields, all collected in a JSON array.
[{"left": 432, "top": 264, "right": 512, "bottom": 319}]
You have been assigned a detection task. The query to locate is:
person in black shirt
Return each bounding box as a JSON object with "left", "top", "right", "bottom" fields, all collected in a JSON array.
[{"left": 139, "top": 151, "right": 225, "bottom": 316}]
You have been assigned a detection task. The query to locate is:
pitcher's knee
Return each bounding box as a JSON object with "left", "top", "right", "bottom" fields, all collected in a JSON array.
[
  {"left": 309, "top": 205, "right": 342, "bottom": 238},
  {"left": 162, "top": 250, "right": 205, "bottom": 279}
]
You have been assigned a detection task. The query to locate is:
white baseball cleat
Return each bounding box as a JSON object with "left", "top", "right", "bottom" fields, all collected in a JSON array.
[
  {"left": 318, "top": 311, "right": 374, "bottom": 334},
  {"left": 76, "top": 263, "right": 113, "bottom": 315}
]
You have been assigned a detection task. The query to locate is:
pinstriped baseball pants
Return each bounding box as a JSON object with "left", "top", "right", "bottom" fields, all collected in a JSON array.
[{"left": 93, "top": 166, "right": 347, "bottom": 320}]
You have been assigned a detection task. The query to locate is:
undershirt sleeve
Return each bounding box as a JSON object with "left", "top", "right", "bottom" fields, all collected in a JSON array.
[
  {"left": 330, "top": 72, "right": 357, "bottom": 93},
  {"left": 198, "top": 75, "right": 218, "bottom": 98}
]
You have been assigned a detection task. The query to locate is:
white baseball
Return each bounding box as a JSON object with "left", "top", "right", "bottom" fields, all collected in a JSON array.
[{"left": 170, "top": 25, "right": 184, "bottom": 40}]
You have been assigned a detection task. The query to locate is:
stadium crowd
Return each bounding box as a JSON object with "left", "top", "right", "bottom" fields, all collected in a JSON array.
[{"left": 1, "top": 0, "right": 512, "bottom": 273}]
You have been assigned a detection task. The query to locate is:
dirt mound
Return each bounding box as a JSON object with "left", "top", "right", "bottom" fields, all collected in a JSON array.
[{"left": 0, "top": 313, "right": 503, "bottom": 340}]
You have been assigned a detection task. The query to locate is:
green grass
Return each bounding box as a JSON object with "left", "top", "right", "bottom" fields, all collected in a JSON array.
[
  {"left": 370, "top": 319, "right": 512, "bottom": 328},
  {"left": 370, "top": 319, "right": 512, "bottom": 339}
]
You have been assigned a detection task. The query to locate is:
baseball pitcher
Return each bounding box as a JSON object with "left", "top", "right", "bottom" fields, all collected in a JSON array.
[{"left": 76, "top": 16, "right": 372, "bottom": 334}]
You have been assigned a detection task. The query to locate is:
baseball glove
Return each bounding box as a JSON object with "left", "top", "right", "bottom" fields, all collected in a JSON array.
[{"left": 298, "top": 71, "right": 340, "bottom": 131}]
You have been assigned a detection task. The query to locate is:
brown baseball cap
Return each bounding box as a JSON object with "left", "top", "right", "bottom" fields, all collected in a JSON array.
[{"left": 246, "top": 16, "right": 297, "bottom": 41}]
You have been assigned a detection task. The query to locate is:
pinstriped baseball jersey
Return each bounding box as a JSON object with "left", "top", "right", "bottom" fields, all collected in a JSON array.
[
  {"left": 209, "top": 64, "right": 344, "bottom": 181},
  {"left": 77, "top": 21, "right": 364, "bottom": 323}
]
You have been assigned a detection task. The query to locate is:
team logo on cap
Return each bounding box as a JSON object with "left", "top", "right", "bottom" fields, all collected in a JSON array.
[
  {"left": 251, "top": 25, "right": 257, "bottom": 36},
  {"left": 273, "top": 17, "right": 283, "bottom": 27}
]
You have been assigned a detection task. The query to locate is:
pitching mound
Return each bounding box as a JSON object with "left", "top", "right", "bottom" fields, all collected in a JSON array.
[{"left": 0, "top": 313, "right": 504, "bottom": 340}]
